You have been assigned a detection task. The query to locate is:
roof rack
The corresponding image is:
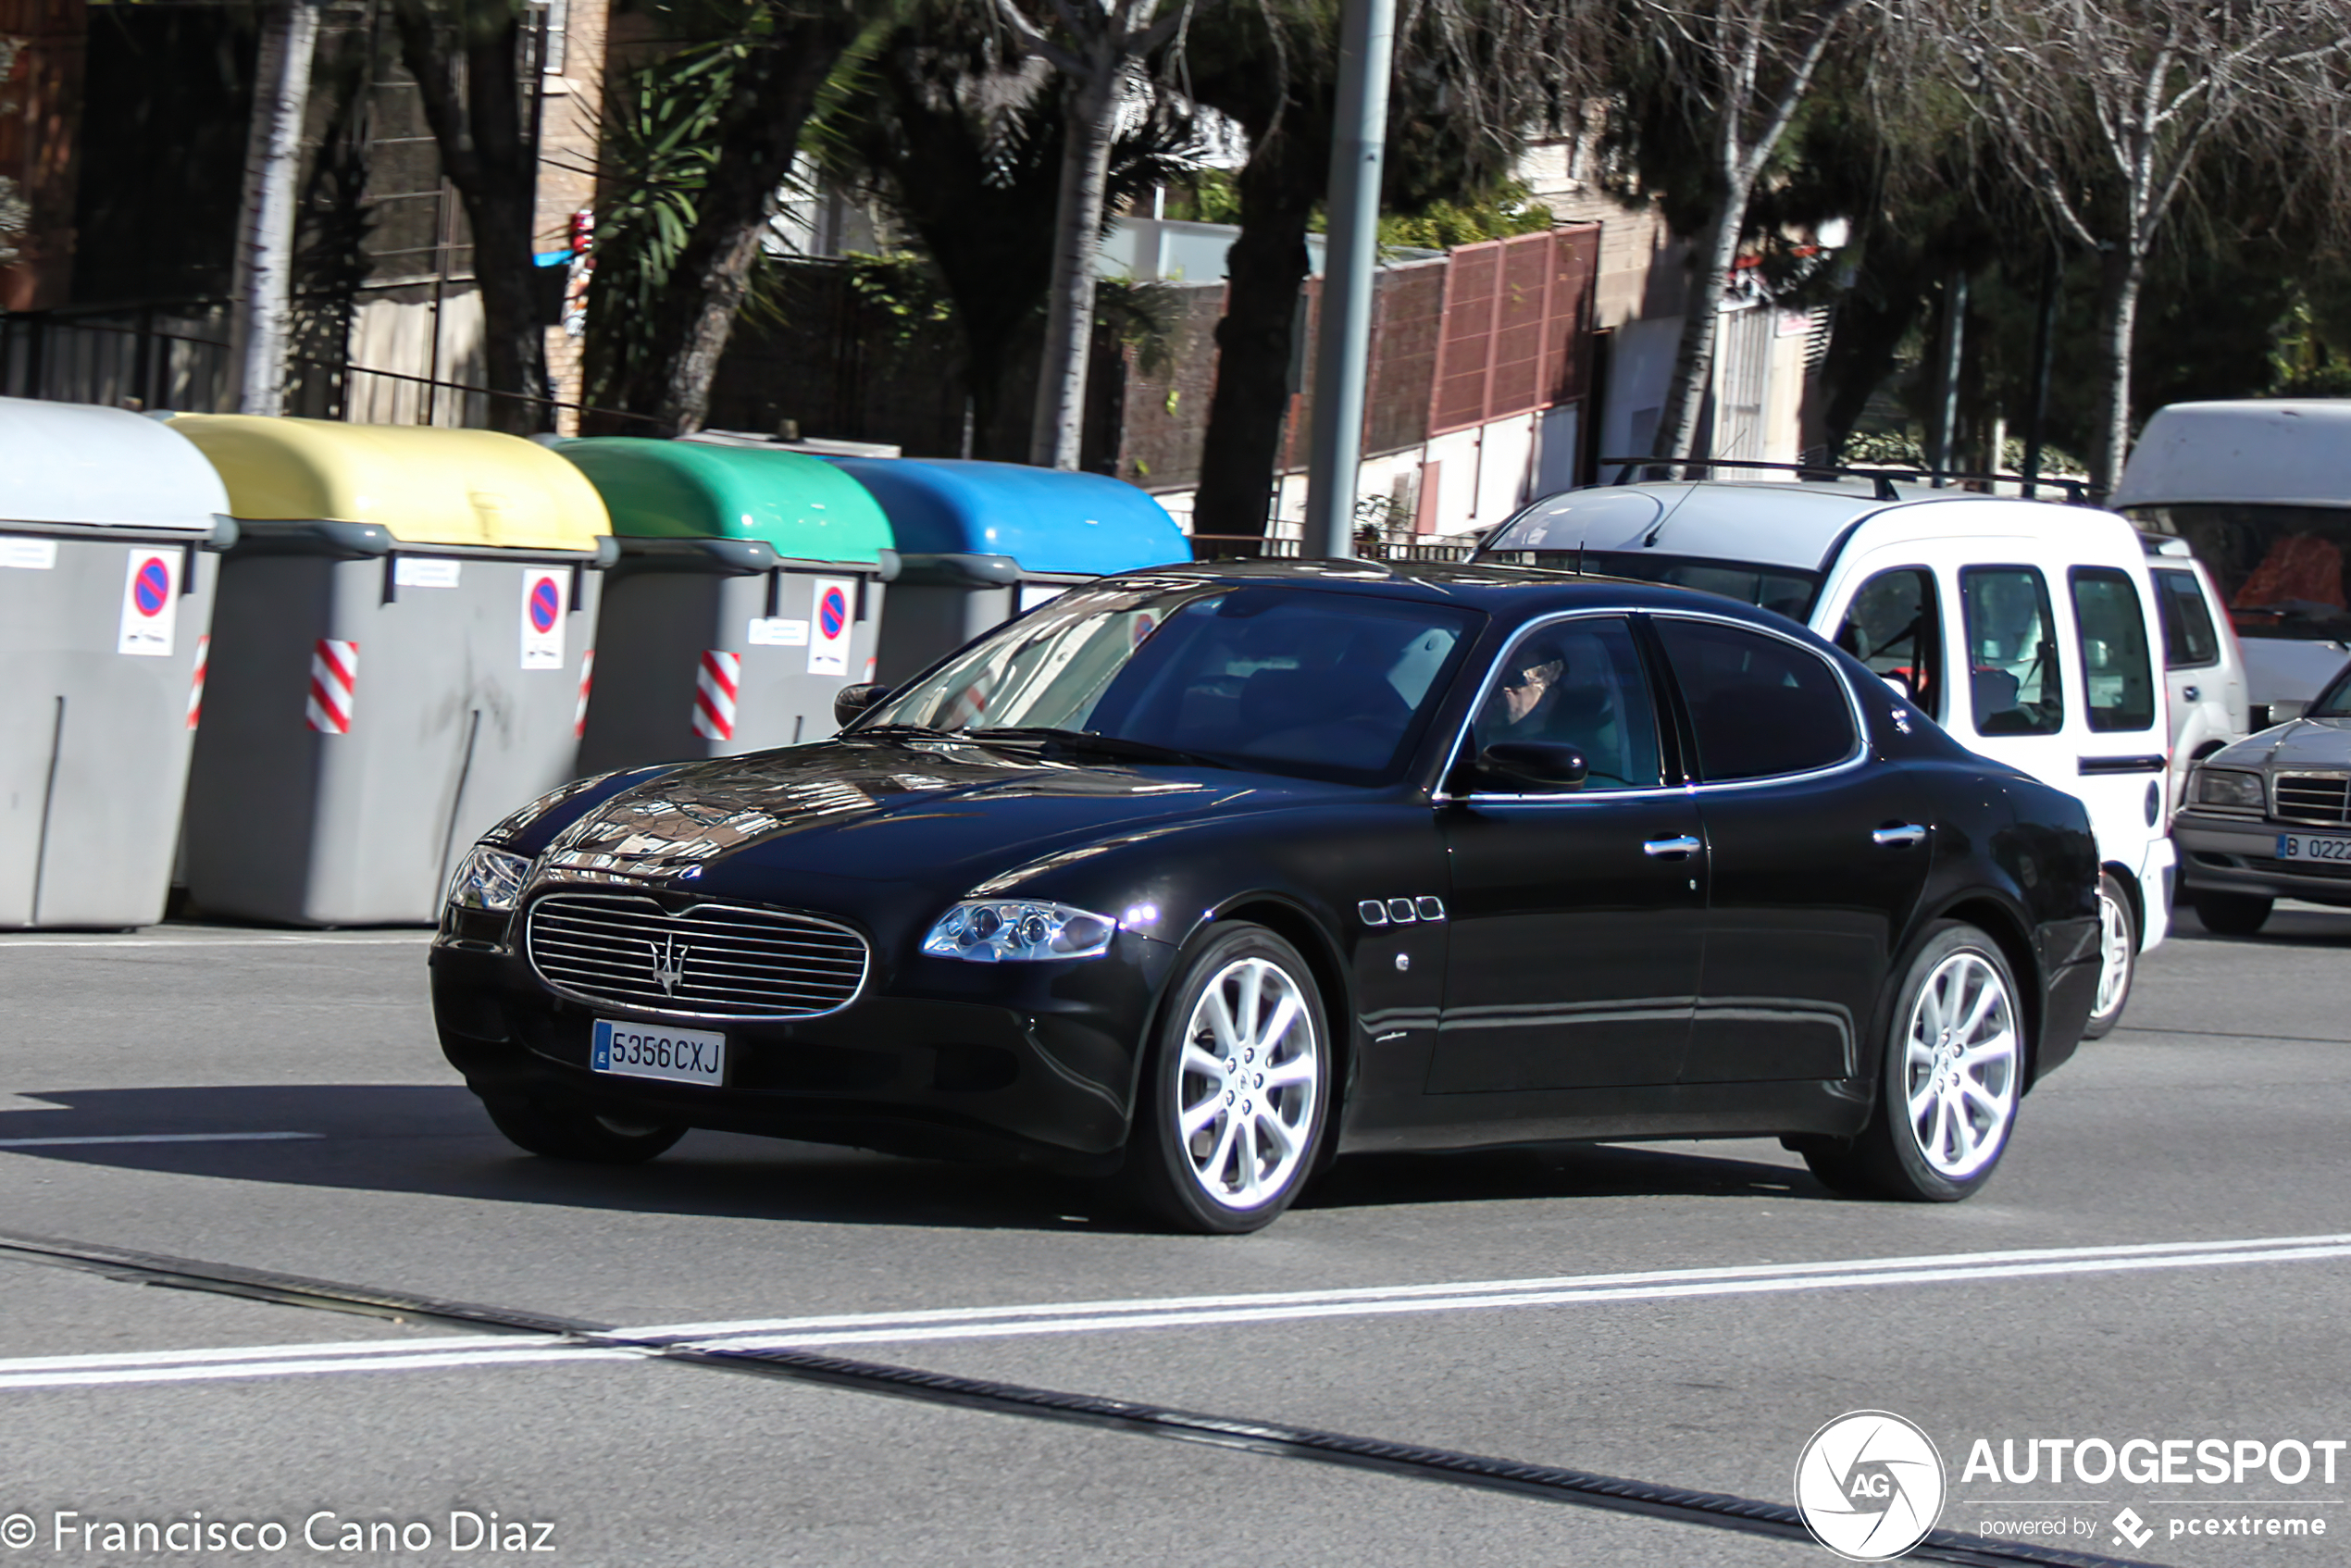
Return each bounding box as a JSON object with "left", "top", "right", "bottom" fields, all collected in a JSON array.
[{"left": 1598, "top": 456, "right": 2102, "bottom": 507}]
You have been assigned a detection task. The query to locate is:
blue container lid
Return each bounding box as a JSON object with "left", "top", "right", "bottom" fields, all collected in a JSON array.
[{"left": 827, "top": 458, "right": 1188, "bottom": 577}]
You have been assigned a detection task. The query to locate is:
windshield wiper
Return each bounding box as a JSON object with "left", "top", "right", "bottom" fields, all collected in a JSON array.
[
  {"left": 850, "top": 723, "right": 955, "bottom": 740},
  {"left": 965, "top": 727, "right": 1229, "bottom": 769}
]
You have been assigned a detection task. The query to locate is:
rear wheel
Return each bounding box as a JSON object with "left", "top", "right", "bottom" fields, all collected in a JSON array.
[
  {"left": 1126, "top": 924, "right": 1330, "bottom": 1235},
  {"left": 1803, "top": 923, "right": 2022, "bottom": 1202},
  {"left": 2081, "top": 871, "right": 2136, "bottom": 1039},
  {"left": 2192, "top": 890, "right": 2272, "bottom": 936},
  {"left": 482, "top": 1097, "right": 687, "bottom": 1164}
]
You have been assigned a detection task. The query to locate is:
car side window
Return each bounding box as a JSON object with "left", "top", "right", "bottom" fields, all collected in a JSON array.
[
  {"left": 1960, "top": 566, "right": 2065, "bottom": 736},
  {"left": 1834, "top": 568, "right": 1942, "bottom": 717},
  {"left": 1651, "top": 617, "right": 1859, "bottom": 781},
  {"left": 2068, "top": 567, "right": 2158, "bottom": 732},
  {"left": 2153, "top": 567, "right": 2220, "bottom": 669},
  {"left": 1473, "top": 616, "right": 1662, "bottom": 790}
]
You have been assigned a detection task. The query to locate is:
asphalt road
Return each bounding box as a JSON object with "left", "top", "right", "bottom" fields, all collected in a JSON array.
[{"left": 3, "top": 906, "right": 2350, "bottom": 1566}]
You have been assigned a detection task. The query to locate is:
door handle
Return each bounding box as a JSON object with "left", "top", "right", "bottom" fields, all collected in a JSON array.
[
  {"left": 1642, "top": 835, "right": 1702, "bottom": 858},
  {"left": 1872, "top": 824, "right": 1928, "bottom": 849},
  {"left": 2183, "top": 685, "right": 2200, "bottom": 702}
]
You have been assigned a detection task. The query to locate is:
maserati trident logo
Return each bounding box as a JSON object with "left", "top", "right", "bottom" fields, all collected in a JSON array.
[{"left": 648, "top": 933, "right": 690, "bottom": 996}]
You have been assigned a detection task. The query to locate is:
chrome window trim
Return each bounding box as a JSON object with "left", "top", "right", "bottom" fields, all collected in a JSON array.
[
  {"left": 1434, "top": 605, "right": 1870, "bottom": 804},
  {"left": 524, "top": 892, "right": 872, "bottom": 1023}
]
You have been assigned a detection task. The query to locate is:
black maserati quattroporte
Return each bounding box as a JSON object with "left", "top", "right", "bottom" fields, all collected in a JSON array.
[{"left": 430, "top": 561, "right": 2104, "bottom": 1232}]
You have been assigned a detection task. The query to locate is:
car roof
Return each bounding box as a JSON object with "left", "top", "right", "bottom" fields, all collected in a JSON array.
[
  {"left": 1101, "top": 554, "right": 1821, "bottom": 629},
  {"left": 1484, "top": 480, "right": 2025, "bottom": 574}
]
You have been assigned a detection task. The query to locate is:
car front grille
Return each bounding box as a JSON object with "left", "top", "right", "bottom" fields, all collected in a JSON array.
[
  {"left": 2273, "top": 772, "right": 2351, "bottom": 827},
  {"left": 525, "top": 893, "right": 869, "bottom": 1020}
]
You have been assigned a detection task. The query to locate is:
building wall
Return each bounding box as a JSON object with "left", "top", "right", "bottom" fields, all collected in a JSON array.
[{"left": 536, "top": 0, "right": 606, "bottom": 432}]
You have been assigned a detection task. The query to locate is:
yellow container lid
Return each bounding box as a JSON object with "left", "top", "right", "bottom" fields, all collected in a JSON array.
[{"left": 170, "top": 415, "right": 611, "bottom": 552}]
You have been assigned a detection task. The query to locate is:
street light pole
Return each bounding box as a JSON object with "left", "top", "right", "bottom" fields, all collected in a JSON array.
[{"left": 1300, "top": 0, "right": 1397, "bottom": 560}]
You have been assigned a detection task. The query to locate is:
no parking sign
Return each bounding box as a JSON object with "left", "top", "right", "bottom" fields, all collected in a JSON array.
[
  {"left": 519, "top": 569, "right": 566, "bottom": 670},
  {"left": 117, "top": 548, "right": 180, "bottom": 657},
  {"left": 806, "top": 577, "right": 854, "bottom": 678}
]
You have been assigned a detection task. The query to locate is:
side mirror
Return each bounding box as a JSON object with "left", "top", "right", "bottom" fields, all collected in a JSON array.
[
  {"left": 1475, "top": 741, "right": 1590, "bottom": 792},
  {"left": 833, "top": 682, "right": 891, "bottom": 728}
]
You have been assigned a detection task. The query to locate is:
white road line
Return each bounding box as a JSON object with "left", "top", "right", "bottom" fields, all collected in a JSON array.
[
  {"left": 0, "top": 1345, "right": 640, "bottom": 1391},
  {"left": 614, "top": 1230, "right": 2351, "bottom": 1342},
  {"left": 6, "top": 1231, "right": 2350, "bottom": 1394},
  {"left": 0, "top": 1133, "right": 323, "bottom": 1150},
  {"left": 0, "top": 935, "right": 427, "bottom": 949},
  {"left": 660, "top": 1242, "right": 2351, "bottom": 1351}
]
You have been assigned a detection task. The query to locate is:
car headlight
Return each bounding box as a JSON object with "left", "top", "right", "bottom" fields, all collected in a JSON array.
[
  {"left": 446, "top": 844, "right": 532, "bottom": 913},
  {"left": 2193, "top": 767, "right": 2266, "bottom": 811},
  {"left": 921, "top": 900, "right": 1116, "bottom": 962}
]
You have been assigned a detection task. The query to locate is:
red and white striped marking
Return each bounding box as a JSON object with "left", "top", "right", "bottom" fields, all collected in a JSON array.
[
  {"left": 691, "top": 650, "right": 740, "bottom": 741},
  {"left": 574, "top": 650, "right": 595, "bottom": 739},
  {"left": 186, "top": 635, "right": 210, "bottom": 730},
  {"left": 306, "top": 639, "right": 358, "bottom": 734}
]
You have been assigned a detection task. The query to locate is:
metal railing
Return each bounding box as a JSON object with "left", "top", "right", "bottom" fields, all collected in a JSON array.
[{"left": 1188, "top": 532, "right": 1477, "bottom": 564}]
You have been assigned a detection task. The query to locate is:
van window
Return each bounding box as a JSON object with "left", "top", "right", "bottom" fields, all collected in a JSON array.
[
  {"left": 1835, "top": 569, "right": 1942, "bottom": 718},
  {"left": 1961, "top": 566, "right": 2065, "bottom": 736},
  {"left": 2153, "top": 567, "right": 2220, "bottom": 668},
  {"left": 2069, "top": 568, "right": 2158, "bottom": 732},
  {"left": 1652, "top": 617, "right": 1858, "bottom": 780}
]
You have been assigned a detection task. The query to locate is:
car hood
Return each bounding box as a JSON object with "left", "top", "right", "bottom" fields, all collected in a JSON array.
[
  {"left": 2211, "top": 716, "right": 2351, "bottom": 771},
  {"left": 535, "top": 738, "right": 1340, "bottom": 893}
]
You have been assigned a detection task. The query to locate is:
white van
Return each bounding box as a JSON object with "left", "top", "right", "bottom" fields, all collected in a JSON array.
[
  {"left": 1480, "top": 477, "right": 2171, "bottom": 1037},
  {"left": 2113, "top": 400, "right": 2351, "bottom": 725},
  {"left": 2141, "top": 532, "right": 2251, "bottom": 816}
]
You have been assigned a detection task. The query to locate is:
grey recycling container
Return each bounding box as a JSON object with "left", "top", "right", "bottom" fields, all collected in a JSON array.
[
  {"left": 171, "top": 417, "right": 614, "bottom": 927},
  {"left": 558, "top": 438, "right": 892, "bottom": 774},
  {"left": 0, "top": 397, "right": 236, "bottom": 928},
  {"left": 825, "top": 459, "right": 1189, "bottom": 685}
]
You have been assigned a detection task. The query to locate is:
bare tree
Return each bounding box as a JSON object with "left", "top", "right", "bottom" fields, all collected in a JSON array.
[
  {"left": 1934, "top": 0, "right": 2348, "bottom": 488},
  {"left": 988, "top": 0, "right": 1198, "bottom": 468},
  {"left": 388, "top": 0, "right": 553, "bottom": 435},
  {"left": 230, "top": 0, "right": 323, "bottom": 415},
  {"left": 1604, "top": 0, "right": 1873, "bottom": 465}
]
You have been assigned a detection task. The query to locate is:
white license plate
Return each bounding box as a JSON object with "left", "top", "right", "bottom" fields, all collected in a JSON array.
[
  {"left": 591, "top": 1020, "right": 726, "bottom": 1087},
  {"left": 2275, "top": 833, "right": 2351, "bottom": 864}
]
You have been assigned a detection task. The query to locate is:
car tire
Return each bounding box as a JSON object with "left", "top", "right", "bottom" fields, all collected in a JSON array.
[
  {"left": 2080, "top": 871, "right": 2136, "bottom": 1040},
  {"left": 1126, "top": 923, "right": 1331, "bottom": 1235},
  {"left": 2192, "top": 890, "right": 2272, "bottom": 936},
  {"left": 1801, "top": 922, "right": 2023, "bottom": 1203},
  {"left": 481, "top": 1097, "right": 688, "bottom": 1164}
]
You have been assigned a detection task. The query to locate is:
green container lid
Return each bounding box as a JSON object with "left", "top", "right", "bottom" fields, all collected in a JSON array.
[{"left": 556, "top": 438, "right": 892, "bottom": 566}]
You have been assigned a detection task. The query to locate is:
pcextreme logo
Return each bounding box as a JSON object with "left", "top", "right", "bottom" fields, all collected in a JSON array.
[{"left": 1795, "top": 1410, "right": 1947, "bottom": 1562}]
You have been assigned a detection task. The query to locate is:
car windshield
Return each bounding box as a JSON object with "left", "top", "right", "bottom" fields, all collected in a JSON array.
[
  {"left": 2132, "top": 503, "right": 2351, "bottom": 640},
  {"left": 2304, "top": 667, "right": 2351, "bottom": 719},
  {"left": 862, "top": 581, "right": 1482, "bottom": 784}
]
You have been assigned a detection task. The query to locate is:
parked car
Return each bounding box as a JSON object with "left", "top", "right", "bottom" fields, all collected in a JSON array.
[
  {"left": 432, "top": 563, "right": 2103, "bottom": 1233},
  {"left": 2143, "top": 531, "right": 2251, "bottom": 819},
  {"left": 2174, "top": 657, "right": 2351, "bottom": 934},
  {"left": 1478, "top": 475, "right": 2170, "bottom": 1039}
]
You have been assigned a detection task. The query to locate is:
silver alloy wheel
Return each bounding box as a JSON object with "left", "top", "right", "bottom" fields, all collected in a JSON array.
[
  {"left": 1176, "top": 954, "right": 1322, "bottom": 1211},
  {"left": 1901, "top": 951, "right": 2019, "bottom": 1180},
  {"left": 2091, "top": 885, "right": 2133, "bottom": 1021}
]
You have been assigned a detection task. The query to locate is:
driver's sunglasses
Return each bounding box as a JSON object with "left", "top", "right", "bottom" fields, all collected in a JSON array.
[{"left": 1502, "top": 667, "right": 1550, "bottom": 691}]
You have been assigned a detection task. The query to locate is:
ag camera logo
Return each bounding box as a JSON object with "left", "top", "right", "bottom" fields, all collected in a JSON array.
[{"left": 1796, "top": 1411, "right": 1947, "bottom": 1561}]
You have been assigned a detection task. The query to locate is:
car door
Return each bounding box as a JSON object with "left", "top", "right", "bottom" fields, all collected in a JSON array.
[
  {"left": 1647, "top": 612, "right": 1935, "bottom": 1084},
  {"left": 1430, "top": 613, "right": 1706, "bottom": 1093}
]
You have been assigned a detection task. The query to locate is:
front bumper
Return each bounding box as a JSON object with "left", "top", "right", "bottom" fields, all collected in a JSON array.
[
  {"left": 429, "top": 924, "right": 1180, "bottom": 1176},
  {"left": 2174, "top": 812, "right": 2351, "bottom": 907}
]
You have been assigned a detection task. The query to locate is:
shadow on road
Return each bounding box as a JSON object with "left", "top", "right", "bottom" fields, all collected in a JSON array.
[
  {"left": 2170, "top": 902, "right": 2351, "bottom": 948},
  {"left": 0, "top": 1084, "right": 1836, "bottom": 1233}
]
